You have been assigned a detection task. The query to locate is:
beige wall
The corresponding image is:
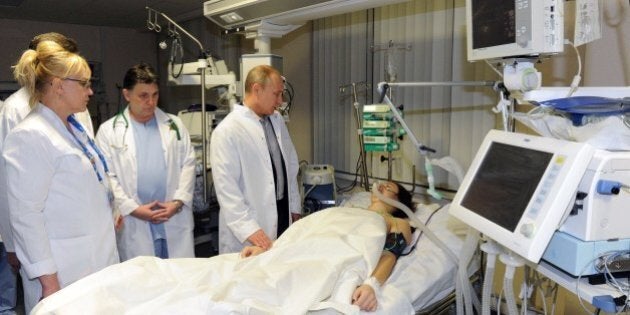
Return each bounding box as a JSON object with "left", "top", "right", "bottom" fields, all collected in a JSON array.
[
  {"left": 583, "top": 0, "right": 630, "bottom": 86},
  {"left": 271, "top": 23, "right": 314, "bottom": 163}
]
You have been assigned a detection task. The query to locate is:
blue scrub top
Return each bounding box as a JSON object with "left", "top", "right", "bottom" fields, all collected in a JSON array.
[{"left": 131, "top": 116, "right": 167, "bottom": 241}]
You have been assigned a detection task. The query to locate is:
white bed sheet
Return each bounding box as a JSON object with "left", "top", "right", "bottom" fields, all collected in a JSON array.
[
  {"left": 32, "top": 196, "right": 471, "bottom": 315},
  {"left": 33, "top": 207, "right": 411, "bottom": 315},
  {"left": 340, "top": 192, "right": 473, "bottom": 312}
]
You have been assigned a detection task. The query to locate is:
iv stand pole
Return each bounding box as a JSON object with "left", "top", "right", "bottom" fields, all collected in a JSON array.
[
  {"left": 350, "top": 83, "right": 371, "bottom": 191},
  {"left": 147, "top": 7, "right": 210, "bottom": 202},
  {"left": 376, "top": 80, "right": 496, "bottom": 156}
]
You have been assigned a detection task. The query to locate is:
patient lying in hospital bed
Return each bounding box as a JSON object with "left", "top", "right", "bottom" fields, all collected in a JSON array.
[{"left": 32, "top": 185, "right": 471, "bottom": 315}]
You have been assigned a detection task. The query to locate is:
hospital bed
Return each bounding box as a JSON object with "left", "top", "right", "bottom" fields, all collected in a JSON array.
[
  {"left": 339, "top": 191, "right": 477, "bottom": 314},
  {"left": 32, "top": 192, "right": 475, "bottom": 315}
]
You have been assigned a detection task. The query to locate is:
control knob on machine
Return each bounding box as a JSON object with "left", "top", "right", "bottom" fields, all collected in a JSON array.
[{"left": 520, "top": 223, "right": 535, "bottom": 238}]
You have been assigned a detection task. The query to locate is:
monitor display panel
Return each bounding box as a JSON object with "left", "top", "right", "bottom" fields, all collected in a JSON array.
[
  {"left": 466, "top": 0, "right": 564, "bottom": 61},
  {"left": 449, "top": 130, "right": 594, "bottom": 263},
  {"left": 460, "top": 142, "right": 552, "bottom": 233},
  {"left": 470, "top": 0, "right": 516, "bottom": 50}
]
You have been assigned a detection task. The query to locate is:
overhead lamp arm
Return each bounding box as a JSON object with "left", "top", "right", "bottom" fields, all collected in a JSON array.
[{"left": 146, "top": 6, "right": 205, "bottom": 56}]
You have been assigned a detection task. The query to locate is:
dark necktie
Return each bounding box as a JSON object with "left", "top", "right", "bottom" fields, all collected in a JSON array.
[{"left": 261, "top": 116, "right": 285, "bottom": 200}]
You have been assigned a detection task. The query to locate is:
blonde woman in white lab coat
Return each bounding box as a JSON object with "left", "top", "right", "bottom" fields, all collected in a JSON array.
[
  {"left": 95, "top": 63, "right": 196, "bottom": 261},
  {"left": 3, "top": 40, "right": 119, "bottom": 313},
  {"left": 0, "top": 34, "right": 95, "bottom": 312}
]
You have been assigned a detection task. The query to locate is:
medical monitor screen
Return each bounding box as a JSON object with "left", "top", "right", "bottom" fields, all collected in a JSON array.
[
  {"left": 470, "top": 0, "right": 515, "bottom": 49},
  {"left": 460, "top": 142, "right": 552, "bottom": 232}
]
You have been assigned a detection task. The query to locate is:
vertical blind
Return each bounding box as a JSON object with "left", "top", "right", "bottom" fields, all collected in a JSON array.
[{"left": 312, "top": 0, "right": 500, "bottom": 192}]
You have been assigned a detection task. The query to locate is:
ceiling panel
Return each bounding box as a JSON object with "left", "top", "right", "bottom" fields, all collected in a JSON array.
[{"left": 0, "top": 0, "right": 206, "bottom": 29}]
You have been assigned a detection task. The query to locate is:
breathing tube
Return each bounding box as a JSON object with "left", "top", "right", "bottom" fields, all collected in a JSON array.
[
  {"left": 500, "top": 253, "right": 525, "bottom": 315},
  {"left": 424, "top": 156, "right": 443, "bottom": 200},
  {"left": 457, "top": 228, "right": 481, "bottom": 315},
  {"left": 372, "top": 182, "right": 457, "bottom": 263},
  {"left": 480, "top": 240, "right": 502, "bottom": 315},
  {"left": 372, "top": 182, "right": 480, "bottom": 314}
]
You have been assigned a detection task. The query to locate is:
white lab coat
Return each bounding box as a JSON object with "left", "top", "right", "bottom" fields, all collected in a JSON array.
[
  {"left": 210, "top": 104, "right": 300, "bottom": 254},
  {"left": 95, "top": 107, "right": 196, "bottom": 261},
  {"left": 0, "top": 87, "right": 94, "bottom": 252},
  {"left": 3, "top": 104, "right": 118, "bottom": 313}
]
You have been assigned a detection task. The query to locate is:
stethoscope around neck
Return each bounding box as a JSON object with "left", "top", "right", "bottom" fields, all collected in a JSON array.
[
  {"left": 110, "top": 112, "right": 130, "bottom": 151},
  {"left": 109, "top": 111, "right": 181, "bottom": 151}
]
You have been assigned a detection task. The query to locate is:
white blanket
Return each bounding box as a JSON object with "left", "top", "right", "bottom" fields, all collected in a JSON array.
[{"left": 33, "top": 208, "right": 417, "bottom": 315}]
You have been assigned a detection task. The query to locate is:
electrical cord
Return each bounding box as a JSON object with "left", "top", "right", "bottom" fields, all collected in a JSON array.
[
  {"left": 577, "top": 251, "right": 630, "bottom": 314},
  {"left": 564, "top": 39, "right": 582, "bottom": 97},
  {"left": 336, "top": 155, "right": 363, "bottom": 193},
  {"left": 170, "top": 35, "right": 184, "bottom": 79},
  {"left": 399, "top": 204, "right": 445, "bottom": 257},
  {"left": 281, "top": 79, "right": 295, "bottom": 115},
  {"left": 577, "top": 255, "right": 604, "bottom": 314}
]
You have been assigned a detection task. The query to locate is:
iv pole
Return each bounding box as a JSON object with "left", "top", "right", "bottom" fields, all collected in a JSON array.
[
  {"left": 352, "top": 83, "right": 371, "bottom": 191},
  {"left": 377, "top": 80, "right": 496, "bottom": 156},
  {"left": 339, "top": 82, "right": 371, "bottom": 191},
  {"left": 146, "top": 7, "right": 211, "bottom": 202},
  {"left": 376, "top": 80, "right": 496, "bottom": 198}
]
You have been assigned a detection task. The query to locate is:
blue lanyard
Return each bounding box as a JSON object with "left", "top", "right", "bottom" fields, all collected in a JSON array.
[{"left": 67, "top": 115, "right": 109, "bottom": 182}]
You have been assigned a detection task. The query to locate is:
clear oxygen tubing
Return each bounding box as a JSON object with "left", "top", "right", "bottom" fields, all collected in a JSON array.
[
  {"left": 371, "top": 182, "right": 457, "bottom": 263},
  {"left": 429, "top": 156, "right": 464, "bottom": 189},
  {"left": 372, "top": 183, "right": 479, "bottom": 314},
  {"left": 456, "top": 228, "right": 481, "bottom": 315},
  {"left": 424, "top": 156, "right": 442, "bottom": 200},
  {"left": 480, "top": 240, "right": 503, "bottom": 315},
  {"left": 499, "top": 253, "right": 525, "bottom": 315}
]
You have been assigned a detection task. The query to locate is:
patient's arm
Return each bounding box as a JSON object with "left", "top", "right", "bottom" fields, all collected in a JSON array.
[
  {"left": 371, "top": 251, "right": 398, "bottom": 285},
  {"left": 368, "top": 218, "right": 413, "bottom": 285},
  {"left": 240, "top": 245, "right": 267, "bottom": 258},
  {"left": 352, "top": 251, "right": 397, "bottom": 311},
  {"left": 353, "top": 218, "right": 413, "bottom": 311}
]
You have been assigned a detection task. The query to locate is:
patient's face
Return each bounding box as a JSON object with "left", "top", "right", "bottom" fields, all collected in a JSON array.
[{"left": 371, "top": 181, "right": 399, "bottom": 204}]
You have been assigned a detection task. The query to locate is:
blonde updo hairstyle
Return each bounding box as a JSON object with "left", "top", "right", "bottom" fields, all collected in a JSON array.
[{"left": 12, "top": 40, "right": 90, "bottom": 108}]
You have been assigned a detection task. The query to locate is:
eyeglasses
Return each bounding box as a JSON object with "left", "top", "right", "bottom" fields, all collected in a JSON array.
[{"left": 63, "top": 77, "right": 92, "bottom": 89}]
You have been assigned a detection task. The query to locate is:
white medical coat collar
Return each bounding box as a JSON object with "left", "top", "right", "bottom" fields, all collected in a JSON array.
[
  {"left": 236, "top": 102, "right": 281, "bottom": 123},
  {"left": 122, "top": 106, "right": 173, "bottom": 126},
  {"left": 34, "top": 103, "right": 79, "bottom": 145}
]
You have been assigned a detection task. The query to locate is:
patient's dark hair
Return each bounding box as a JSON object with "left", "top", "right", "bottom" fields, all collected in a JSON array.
[{"left": 391, "top": 182, "right": 416, "bottom": 219}]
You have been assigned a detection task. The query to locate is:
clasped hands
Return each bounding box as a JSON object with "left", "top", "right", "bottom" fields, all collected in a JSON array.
[{"left": 130, "top": 200, "right": 181, "bottom": 224}]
